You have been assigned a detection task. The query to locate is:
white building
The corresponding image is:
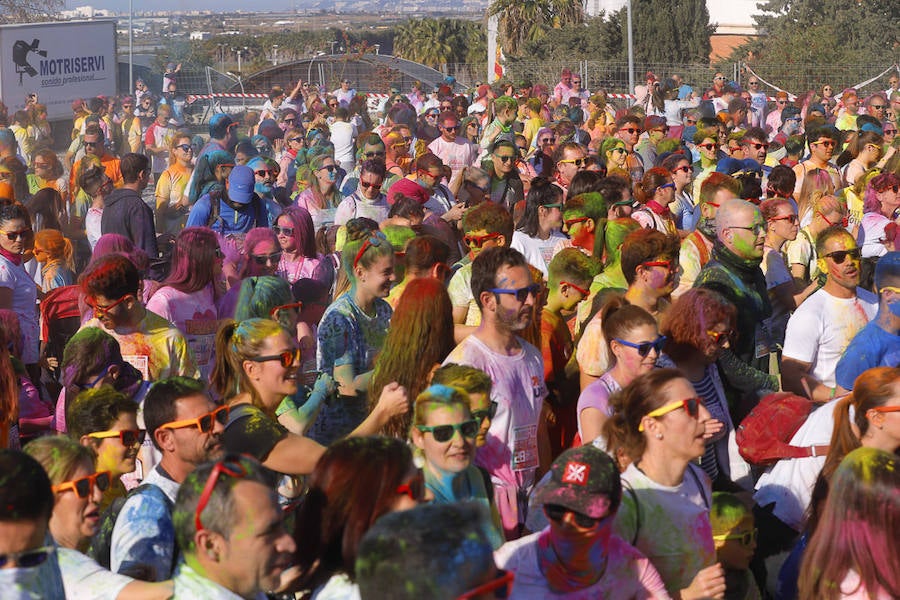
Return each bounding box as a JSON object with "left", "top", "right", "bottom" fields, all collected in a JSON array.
[{"left": 584, "top": 0, "right": 758, "bottom": 34}]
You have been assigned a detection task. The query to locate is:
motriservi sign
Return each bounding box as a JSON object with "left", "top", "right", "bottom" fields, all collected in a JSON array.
[{"left": 0, "top": 20, "right": 117, "bottom": 121}]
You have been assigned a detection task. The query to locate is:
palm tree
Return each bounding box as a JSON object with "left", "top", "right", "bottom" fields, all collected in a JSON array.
[{"left": 488, "top": 0, "right": 583, "bottom": 57}]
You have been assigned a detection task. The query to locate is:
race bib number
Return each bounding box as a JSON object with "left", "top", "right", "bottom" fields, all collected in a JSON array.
[
  {"left": 122, "top": 354, "right": 150, "bottom": 380},
  {"left": 512, "top": 424, "right": 538, "bottom": 472}
]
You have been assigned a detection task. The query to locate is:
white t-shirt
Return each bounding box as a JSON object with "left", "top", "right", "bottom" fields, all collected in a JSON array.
[
  {"left": 58, "top": 547, "right": 133, "bottom": 600},
  {"left": 782, "top": 287, "right": 877, "bottom": 388},
  {"left": 753, "top": 398, "right": 840, "bottom": 530},
  {"left": 511, "top": 230, "right": 568, "bottom": 278},
  {"left": 428, "top": 136, "right": 479, "bottom": 186},
  {"left": 613, "top": 463, "right": 715, "bottom": 596},
  {"left": 86, "top": 206, "right": 103, "bottom": 250},
  {"left": 0, "top": 254, "right": 39, "bottom": 364},
  {"left": 330, "top": 121, "right": 358, "bottom": 170},
  {"left": 495, "top": 529, "right": 672, "bottom": 599},
  {"left": 146, "top": 284, "right": 219, "bottom": 379},
  {"left": 858, "top": 212, "right": 890, "bottom": 258},
  {"left": 333, "top": 192, "right": 390, "bottom": 226},
  {"left": 447, "top": 261, "right": 481, "bottom": 327}
]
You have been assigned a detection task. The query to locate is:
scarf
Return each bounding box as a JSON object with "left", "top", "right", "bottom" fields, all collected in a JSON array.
[
  {"left": 646, "top": 199, "right": 668, "bottom": 215},
  {"left": 697, "top": 216, "right": 717, "bottom": 241},
  {"left": 0, "top": 247, "right": 22, "bottom": 266},
  {"left": 424, "top": 464, "right": 504, "bottom": 549},
  {"left": 536, "top": 527, "right": 608, "bottom": 593}
]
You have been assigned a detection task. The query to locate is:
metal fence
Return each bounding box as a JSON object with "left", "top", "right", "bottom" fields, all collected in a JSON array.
[{"left": 445, "top": 60, "right": 900, "bottom": 99}]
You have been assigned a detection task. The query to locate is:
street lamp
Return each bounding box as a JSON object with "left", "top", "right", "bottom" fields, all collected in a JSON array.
[
  {"left": 272, "top": 44, "right": 279, "bottom": 66},
  {"left": 330, "top": 41, "right": 337, "bottom": 55}
]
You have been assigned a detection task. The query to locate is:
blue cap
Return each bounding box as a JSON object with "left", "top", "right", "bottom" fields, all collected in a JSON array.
[
  {"left": 875, "top": 251, "right": 900, "bottom": 290},
  {"left": 227, "top": 165, "right": 255, "bottom": 204}
]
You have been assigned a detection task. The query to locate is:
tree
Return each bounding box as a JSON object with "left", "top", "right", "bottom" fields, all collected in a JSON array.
[
  {"left": 488, "top": 0, "right": 584, "bottom": 58},
  {"left": 613, "top": 0, "right": 713, "bottom": 64},
  {"left": 0, "top": 0, "right": 62, "bottom": 24},
  {"left": 392, "top": 19, "right": 485, "bottom": 69}
]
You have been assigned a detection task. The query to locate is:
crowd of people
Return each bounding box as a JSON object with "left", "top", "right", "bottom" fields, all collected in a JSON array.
[{"left": 0, "top": 66, "right": 899, "bottom": 600}]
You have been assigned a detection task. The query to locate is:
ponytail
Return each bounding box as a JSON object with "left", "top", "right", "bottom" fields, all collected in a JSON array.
[{"left": 211, "top": 320, "right": 241, "bottom": 401}]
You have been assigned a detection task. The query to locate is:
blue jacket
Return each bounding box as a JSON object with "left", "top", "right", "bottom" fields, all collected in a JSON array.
[{"left": 186, "top": 190, "right": 268, "bottom": 234}]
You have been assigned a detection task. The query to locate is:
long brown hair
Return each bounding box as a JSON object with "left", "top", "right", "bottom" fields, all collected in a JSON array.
[
  {"left": 368, "top": 277, "right": 454, "bottom": 437},
  {"left": 0, "top": 318, "right": 18, "bottom": 447}
]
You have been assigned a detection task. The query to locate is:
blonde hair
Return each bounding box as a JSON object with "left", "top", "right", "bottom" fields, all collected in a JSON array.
[
  {"left": 211, "top": 318, "right": 286, "bottom": 408},
  {"left": 24, "top": 435, "right": 95, "bottom": 486}
]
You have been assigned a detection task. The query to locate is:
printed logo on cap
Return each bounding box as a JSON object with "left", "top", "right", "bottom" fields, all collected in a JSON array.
[{"left": 562, "top": 462, "right": 590, "bottom": 485}]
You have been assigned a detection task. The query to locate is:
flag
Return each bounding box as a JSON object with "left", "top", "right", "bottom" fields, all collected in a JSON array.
[{"left": 494, "top": 45, "right": 506, "bottom": 80}]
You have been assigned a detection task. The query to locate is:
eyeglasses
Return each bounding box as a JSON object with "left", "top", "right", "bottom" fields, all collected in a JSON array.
[
  {"left": 563, "top": 216, "right": 591, "bottom": 228},
  {"left": 614, "top": 335, "right": 667, "bottom": 358},
  {"left": 707, "top": 329, "right": 732, "bottom": 345},
  {"left": 417, "top": 419, "right": 479, "bottom": 442},
  {"left": 396, "top": 469, "right": 426, "bottom": 502},
  {"left": 87, "top": 429, "right": 145, "bottom": 447},
  {"left": 713, "top": 528, "right": 758, "bottom": 547},
  {"left": 318, "top": 164, "right": 337, "bottom": 172},
  {"left": 83, "top": 141, "right": 99, "bottom": 147},
  {"left": 561, "top": 280, "right": 590, "bottom": 296},
  {"left": 0, "top": 546, "right": 56, "bottom": 569},
  {"left": 871, "top": 405, "right": 900, "bottom": 414},
  {"left": 471, "top": 401, "right": 498, "bottom": 425},
  {"left": 248, "top": 348, "right": 301, "bottom": 369},
  {"left": 87, "top": 294, "right": 130, "bottom": 316},
  {"left": 728, "top": 223, "right": 766, "bottom": 236},
  {"left": 540, "top": 137, "right": 556, "bottom": 144},
  {"left": 870, "top": 104, "right": 886, "bottom": 110},
  {"left": 353, "top": 231, "right": 387, "bottom": 269},
  {"left": 495, "top": 154, "right": 516, "bottom": 163},
  {"left": 161, "top": 405, "right": 230, "bottom": 434},
  {"left": 464, "top": 232, "right": 501, "bottom": 248},
  {"left": 195, "top": 456, "right": 250, "bottom": 531},
  {"left": 673, "top": 165, "right": 692, "bottom": 174},
  {"left": 457, "top": 569, "right": 514, "bottom": 600},
  {"left": 289, "top": 136, "right": 304, "bottom": 144},
  {"left": 363, "top": 150, "right": 386, "bottom": 158},
  {"left": 489, "top": 283, "right": 541, "bottom": 303},
  {"left": 558, "top": 158, "right": 587, "bottom": 167},
  {"left": 269, "top": 302, "right": 303, "bottom": 318},
  {"left": 544, "top": 504, "right": 601, "bottom": 529},
  {"left": 0, "top": 229, "right": 33, "bottom": 241},
  {"left": 746, "top": 142, "right": 769, "bottom": 151},
  {"left": 639, "top": 397, "right": 704, "bottom": 431},
  {"left": 74, "top": 365, "right": 111, "bottom": 391},
  {"left": 816, "top": 210, "right": 848, "bottom": 228},
  {"left": 656, "top": 182, "right": 676, "bottom": 191},
  {"left": 272, "top": 225, "right": 294, "bottom": 237},
  {"left": 811, "top": 139, "right": 836, "bottom": 148},
  {"left": 175, "top": 144, "right": 193, "bottom": 152},
  {"left": 251, "top": 252, "right": 282, "bottom": 265},
  {"left": 52, "top": 470, "right": 112, "bottom": 499},
  {"left": 360, "top": 180, "right": 382, "bottom": 191},
  {"left": 823, "top": 248, "right": 861, "bottom": 264},
  {"left": 770, "top": 214, "right": 799, "bottom": 225},
  {"left": 254, "top": 169, "right": 275, "bottom": 177}
]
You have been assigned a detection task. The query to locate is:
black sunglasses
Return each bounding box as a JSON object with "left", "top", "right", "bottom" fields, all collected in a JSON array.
[
  {"left": 249, "top": 348, "right": 301, "bottom": 369},
  {"left": 824, "top": 248, "right": 861, "bottom": 264},
  {"left": 471, "top": 401, "right": 498, "bottom": 424},
  {"left": 364, "top": 150, "right": 386, "bottom": 158},
  {"left": 544, "top": 504, "right": 601, "bottom": 528},
  {"left": 416, "top": 419, "right": 479, "bottom": 442},
  {"left": 0, "top": 546, "right": 55, "bottom": 569},
  {"left": 251, "top": 251, "right": 282, "bottom": 265}
]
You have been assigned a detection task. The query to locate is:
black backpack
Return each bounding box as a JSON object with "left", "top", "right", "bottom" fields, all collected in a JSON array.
[{"left": 87, "top": 483, "right": 179, "bottom": 579}]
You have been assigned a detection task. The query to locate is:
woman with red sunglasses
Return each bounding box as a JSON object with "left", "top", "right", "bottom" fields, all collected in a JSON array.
[
  {"left": 24, "top": 436, "right": 172, "bottom": 599},
  {"left": 604, "top": 368, "right": 725, "bottom": 600}
]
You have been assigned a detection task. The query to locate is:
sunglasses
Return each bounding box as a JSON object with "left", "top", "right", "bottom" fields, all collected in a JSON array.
[
  {"left": 269, "top": 302, "right": 303, "bottom": 319},
  {"left": 884, "top": 129, "right": 898, "bottom": 135},
  {"left": 272, "top": 226, "right": 294, "bottom": 237},
  {"left": 657, "top": 182, "right": 676, "bottom": 191},
  {"left": 707, "top": 329, "right": 732, "bottom": 345},
  {"left": 328, "top": 102, "right": 338, "bottom": 108},
  {"left": 161, "top": 405, "right": 230, "bottom": 434},
  {"left": 770, "top": 214, "right": 799, "bottom": 225},
  {"left": 748, "top": 81, "right": 759, "bottom": 86},
  {"left": 870, "top": 104, "right": 886, "bottom": 110},
  {"left": 442, "top": 125, "right": 460, "bottom": 132},
  {"left": 364, "top": 150, "right": 386, "bottom": 158},
  {"left": 495, "top": 154, "right": 516, "bottom": 163},
  {"left": 283, "top": 118, "right": 296, "bottom": 124},
  {"left": 360, "top": 180, "right": 382, "bottom": 190},
  {"left": 776, "top": 100, "right": 787, "bottom": 105},
  {"left": 747, "top": 142, "right": 769, "bottom": 151},
  {"left": 464, "top": 232, "right": 501, "bottom": 248},
  {"left": 52, "top": 470, "right": 112, "bottom": 499},
  {"left": 540, "top": 137, "right": 556, "bottom": 144},
  {"left": 562, "top": 280, "right": 590, "bottom": 296},
  {"left": 685, "top": 118, "right": 697, "bottom": 125},
  {"left": 621, "top": 128, "right": 641, "bottom": 135},
  {"left": 713, "top": 528, "right": 758, "bottom": 547},
  {"left": 0, "top": 229, "right": 33, "bottom": 241},
  {"left": 812, "top": 139, "right": 836, "bottom": 148},
  {"left": 871, "top": 405, "right": 900, "bottom": 414},
  {"left": 673, "top": 165, "right": 692, "bottom": 174},
  {"left": 196, "top": 456, "right": 250, "bottom": 531},
  {"left": 251, "top": 252, "right": 282, "bottom": 265},
  {"left": 289, "top": 136, "right": 304, "bottom": 144},
  {"left": 395, "top": 469, "right": 427, "bottom": 502},
  {"left": 489, "top": 283, "right": 541, "bottom": 302},
  {"left": 87, "top": 429, "right": 145, "bottom": 447},
  {"left": 471, "top": 401, "right": 498, "bottom": 425},
  {"left": 175, "top": 144, "right": 193, "bottom": 152},
  {"left": 640, "top": 397, "right": 704, "bottom": 431},
  {"left": 544, "top": 504, "right": 601, "bottom": 529},
  {"left": 83, "top": 141, "right": 100, "bottom": 147},
  {"left": 417, "top": 419, "right": 479, "bottom": 442},
  {"left": 640, "top": 259, "right": 675, "bottom": 272},
  {"left": 0, "top": 546, "right": 55, "bottom": 569},
  {"left": 457, "top": 569, "right": 514, "bottom": 600},
  {"left": 558, "top": 158, "right": 587, "bottom": 167},
  {"left": 823, "top": 248, "right": 861, "bottom": 264},
  {"left": 318, "top": 164, "right": 337, "bottom": 172},
  {"left": 697, "top": 143, "right": 717, "bottom": 150},
  {"left": 353, "top": 231, "right": 388, "bottom": 269},
  {"left": 729, "top": 223, "right": 766, "bottom": 236},
  {"left": 88, "top": 294, "right": 130, "bottom": 316},
  {"left": 249, "top": 347, "right": 301, "bottom": 369},
  {"left": 614, "top": 335, "right": 667, "bottom": 358},
  {"left": 254, "top": 169, "right": 275, "bottom": 177}
]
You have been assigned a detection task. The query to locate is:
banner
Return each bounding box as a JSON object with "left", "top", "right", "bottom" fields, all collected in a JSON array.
[{"left": 0, "top": 20, "right": 117, "bottom": 121}]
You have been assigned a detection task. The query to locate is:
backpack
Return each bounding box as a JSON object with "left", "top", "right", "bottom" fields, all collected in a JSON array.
[
  {"left": 87, "top": 483, "right": 178, "bottom": 577},
  {"left": 735, "top": 392, "right": 829, "bottom": 466}
]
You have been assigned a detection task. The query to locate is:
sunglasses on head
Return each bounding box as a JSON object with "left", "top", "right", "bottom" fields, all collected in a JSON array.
[
  {"left": 0, "top": 546, "right": 55, "bottom": 569},
  {"left": 52, "top": 470, "right": 111, "bottom": 499},
  {"left": 87, "top": 428, "right": 145, "bottom": 447},
  {"left": 417, "top": 419, "right": 479, "bottom": 442},
  {"left": 249, "top": 347, "right": 301, "bottom": 369},
  {"left": 823, "top": 248, "right": 861, "bottom": 264},
  {"left": 713, "top": 528, "right": 758, "bottom": 547},
  {"left": 353, "top": 231, "right": 388, "bottom": 269},
  {"left": 464, "top": 232, "right": 501, "bottom": 248},
  {"left": 657, "top": 182, "right": 676, "bottom": 191},
  {"left": 640, "top": 397, "right": 703, "bottom": 431},
  {"left": 564, "top": 215, "right": 591, "bottom": 228},
  {"left": 161, "top": 405, "right": 230, "bottom": 434},
  {"left": 251, "top": 251, "right": 282, "bottom": 265},
  {"left": 272, "top": 225, "right": 294, "bottom": 237},
  {"left": 396, "top": 469, "right": 427, "bottom": 502},
  {"left": 489, "top": 283, "right": 541, "bottom": 302},
  {"left": 614, "top": 335, "right": 667, "bottom": 358},
  {"left": 195, "top": 456, "right": 250, "bottom": 531},
  {"left": 471, "top": 401, "right": 498, "bottom": 425},
  {"left": 544, "top": 503, "right": 602, "bottom": 528},
  {"left": 269, "top": 302, "right": 303, "bottom": 319}
]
